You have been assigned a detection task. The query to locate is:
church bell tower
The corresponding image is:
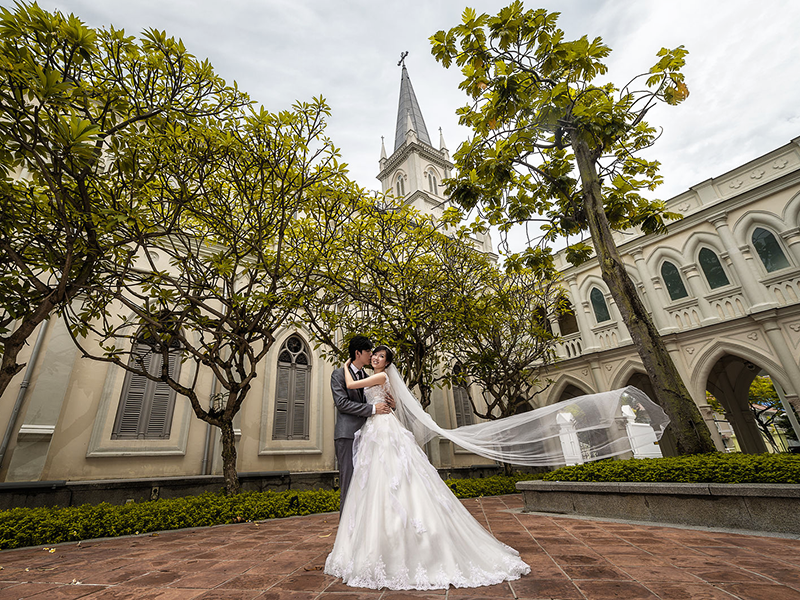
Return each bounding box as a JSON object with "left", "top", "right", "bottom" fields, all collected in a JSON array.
[{"left": 377, "top": 54, "right": 492, "bottom": 253}]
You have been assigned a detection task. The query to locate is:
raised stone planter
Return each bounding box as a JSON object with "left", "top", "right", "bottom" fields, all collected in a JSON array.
[{"left": 516, "top": 480, "right": 800, "bottom": 534}]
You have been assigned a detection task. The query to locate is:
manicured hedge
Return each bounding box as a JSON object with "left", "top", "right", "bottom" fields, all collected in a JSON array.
[
  {"left": 0, "top": 489, "right": 341, "bottom": 550},
  {"left": 543, "top": 452, "right": 800, "bottom": 484},
  {"left": 4, "top": 454, "right": 795, "bottom": 550},
  {"left": 0, "top": 475, "right": 533, "bottom": 550},
  {"left": 446, "top": 473, "right": 542, "bottom": 498}
]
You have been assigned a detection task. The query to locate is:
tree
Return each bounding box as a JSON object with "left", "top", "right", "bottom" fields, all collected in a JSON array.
[
  {"left": 304, "top": 199, "right": 491, "bottom": 409},
  {"left": 447, "top": 267, "right": 560, "bottom": 421},
  {"left": 0, "top": 2, "right": 244, "bottom": 399},
  {"left": 67, "top": 98, "right": 351, "bottom": 495},
  {"left": 431, "top": 3, "right": 716, "bottom": 454}
]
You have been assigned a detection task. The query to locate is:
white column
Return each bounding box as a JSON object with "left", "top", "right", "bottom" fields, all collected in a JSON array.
[
  {"left": 751, "top": 310, "right": 800, "bottom": 416},
  {"left": 548, "top": 316, "right": 565, "bottom": 359},
  {"left": 629, "top": 249, "right": 673, "bottom": 332},
  {"left": 681, "top": 264, "right": 719, "bottom": 325},
  {"left": 710, "top": 215, "right": 773, "bottom": 311},
  {"left": 566, "top": 275, "right": 599, "bottom": 352},
  {"left": 607, "top": 295, "right": 632, "bottom": 344},
  {"left": 780, "top": 227, "right": 800, "bottom": 267}
]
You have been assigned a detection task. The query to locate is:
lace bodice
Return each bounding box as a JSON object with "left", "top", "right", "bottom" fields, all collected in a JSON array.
[{"left": 364, "top": 377, "right": 392, "bottom": 405}]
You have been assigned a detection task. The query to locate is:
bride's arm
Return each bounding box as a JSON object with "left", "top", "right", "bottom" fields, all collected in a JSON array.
[{"left": 344, "top": 360, "right": 387, "bottom": 389}]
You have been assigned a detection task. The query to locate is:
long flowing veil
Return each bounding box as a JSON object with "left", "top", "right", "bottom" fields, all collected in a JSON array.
[{"left": 386, "top": 365, "right": 670, "bottom": 466}]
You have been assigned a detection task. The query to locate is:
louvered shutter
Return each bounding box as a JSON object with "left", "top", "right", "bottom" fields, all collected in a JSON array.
[
  {"left": 453, "top": 386, "right": 474, "bottom": 427},
  {"left": 272, "top": 364, "right": 291, "bottom": 439},
  {"left": 291, "top": 366, "right": 309, "bottom": 440},
  {"left": 113, "top": 345, "right": 152, "bottom": 439},
  {"left": 145, "top": 350, "right": 180, "bottom": 438}
]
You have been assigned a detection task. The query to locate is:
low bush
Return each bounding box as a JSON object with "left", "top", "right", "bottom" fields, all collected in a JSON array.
[
  {"left": 446, "top": 473, "right": 542, "bottom": 498},
  {"left": 0, "top": 474, "right": 535, "bottom": 550},
  {"left": 0, "top": 489, "right": 341, "bottom": 550},
  {"left": 542, "top": 452, "right": 800, "bottom": 484}
]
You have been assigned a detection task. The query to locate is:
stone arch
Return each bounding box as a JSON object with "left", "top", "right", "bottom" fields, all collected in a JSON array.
[
  {"left": 692, "top": 339, "right": 789, "bottom": 401},
  {"left": 645, "top": 245, "right": 687, "bottom": 274},
  {"left": 578, "top": 275, "right": 615, "bottom": 327},
  {"left": 577, "top": 274, "right": 609, "bottom": 300},
  {"left": 731, "top": 209, "right": 788, "bottom": 248},
  {"left": 692, "top": 339, "right": 792, "bottom": 454},
  {"left": 682, "top": 230, "right": 729, "bottom": 263},
  {"left": 544, "top": 375, "right": 595, "bottom": 407},
  {"left": 781, "top": 189, "right": 800, "bottom": 228},
  {"left": 609, "top": 358, "right": 646, "bottom": 390},
  {"left": 684, "top": 230, "right": 734, "bottom": 292}
]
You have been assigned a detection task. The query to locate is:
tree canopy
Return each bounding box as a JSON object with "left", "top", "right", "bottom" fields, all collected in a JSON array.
[
  {"left": 432, "top": 2, "right": 716, "bottom": 454},
  {"left": 0, "top": 2, "right": 245, "bottom": 399}
]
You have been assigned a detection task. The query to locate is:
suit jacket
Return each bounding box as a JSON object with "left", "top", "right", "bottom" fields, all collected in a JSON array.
[{"left": 331, "top": 366, "right": 373, "bottom": 440}]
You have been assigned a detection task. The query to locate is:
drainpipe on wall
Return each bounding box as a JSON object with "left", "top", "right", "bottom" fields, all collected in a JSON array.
[
  {"left": 200, "top": 375, "right": 218, "bottom": 475},
  {"left": 0, "top": 319, "right": 50, "bottom": 468}
]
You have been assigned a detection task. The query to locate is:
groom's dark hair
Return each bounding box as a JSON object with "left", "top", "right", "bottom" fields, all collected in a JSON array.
[{"left": 348, "top": 335, "right": 373, "bottom": 361}]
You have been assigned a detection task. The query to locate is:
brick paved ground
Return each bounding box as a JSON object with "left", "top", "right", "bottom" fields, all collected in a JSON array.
[{"left": 2, "top": 494, "right": 800, "bottom": 599}]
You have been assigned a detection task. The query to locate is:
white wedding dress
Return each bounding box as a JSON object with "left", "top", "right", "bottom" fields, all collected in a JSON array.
[{"left": 324, "top": 377, "right": 530, "bottom": 590}]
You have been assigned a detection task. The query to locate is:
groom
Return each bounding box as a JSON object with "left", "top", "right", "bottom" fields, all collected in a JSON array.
[{"left": 331, "top": 335, "right": 392, "bottom": 506}]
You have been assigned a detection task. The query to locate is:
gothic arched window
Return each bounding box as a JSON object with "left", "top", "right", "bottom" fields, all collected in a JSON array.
[
  {"left": 590, "top": 288, "right": 611, "bottom": 323},
  {"left": 396, "top": 174, "right": 406, "bottom": 197},
  {"left": 452, "top": 364, "right": 474, "bottom": 427},
  {"left": 427, "top": 171, "right": 437, "bottom": 194},
  {"left": 113, "top": 333, "right": 181, "bottom": 440},
  {"left": 661, "top": 261, "right": 689, "bottom": 301},
  {"left": 272, "top": 334, "right": 311, "bottom": 440},
  {"left": 698, "top": 248, "right": 730, "bottom": 289},
  {"left": 752, "top": 227, "right": 790, "bottom": 272}
]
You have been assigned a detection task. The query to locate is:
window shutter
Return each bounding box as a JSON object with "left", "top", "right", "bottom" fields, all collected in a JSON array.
[
  {"left": 145, "top": 351, "right": 179, "bottom": 438},
  {"left": 113, "top": 346, "right": 152, "bottom": 439},
  {"left": 272, "top": 364, "right": 291, "bottom": 439},
  {"left": 112, "top": 339, "right": 180, "bottom": 441},
  {"left": 291, "top": 366, "right": 309, "bottom": 439},
  {"left": 453, "top": 386, "right": 473, "bottom": 428}
]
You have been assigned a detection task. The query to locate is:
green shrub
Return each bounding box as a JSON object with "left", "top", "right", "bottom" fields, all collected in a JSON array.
[
  {"left": 0, "top": 475, "right": 537, "bottom": 550},
  {"left": 0, "top": 489, "right": 341, "bottom": 550},
  {"left": 542, "top": 452, "right": 800, "bottom": 484},
  {"left": 445, "top": 473, "right": 543, "bottom": 498}
]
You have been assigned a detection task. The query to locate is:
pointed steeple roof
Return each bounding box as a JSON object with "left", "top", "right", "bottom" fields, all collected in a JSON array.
[{"left": 394, "top": 64, "right": 432, "bottom": 152}]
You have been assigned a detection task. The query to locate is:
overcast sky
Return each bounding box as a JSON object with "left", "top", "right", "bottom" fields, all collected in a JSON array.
[{"left": 31, "top": 0, "right": 800, "bottom": 243}]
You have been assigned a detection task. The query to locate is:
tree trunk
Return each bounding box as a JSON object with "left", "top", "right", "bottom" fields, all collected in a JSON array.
[
  {"left": 219, "top": 419, "right": 241, "bottom": 495},
  {"left": 572, "top": 136, "right": 717, "bottom": 455},
  {"left": 0, "top": 298, "right": 58, "bottom": 398}
]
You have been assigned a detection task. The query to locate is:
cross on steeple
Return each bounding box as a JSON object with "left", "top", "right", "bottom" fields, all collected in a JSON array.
[{"left": 397, "top": 51, "right": 408, "bottom": 67}]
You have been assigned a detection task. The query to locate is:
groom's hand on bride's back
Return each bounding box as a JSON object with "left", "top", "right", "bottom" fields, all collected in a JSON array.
[
  {"left": 385, "top": 394, "right": 396, "bottom": 410},
  {"left": 374, "top": 402, "right": 392, "bottom": 415}
]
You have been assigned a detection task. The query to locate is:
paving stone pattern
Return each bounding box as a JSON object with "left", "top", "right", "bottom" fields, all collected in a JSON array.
[{"left": 2, "top": 494, "right": 800, "bottom": 599}]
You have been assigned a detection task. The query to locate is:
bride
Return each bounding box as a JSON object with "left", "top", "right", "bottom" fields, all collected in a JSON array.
[
  {"left": 324, "top": 345, "right": 531, "bottom": 590},
  {"left": 324, "top": 345, "right": 669, "bottom": 590}
]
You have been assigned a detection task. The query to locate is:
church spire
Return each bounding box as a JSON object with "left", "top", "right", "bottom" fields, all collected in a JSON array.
[{"left": 394, "top": 57, "right": 432, "bottom": 152}]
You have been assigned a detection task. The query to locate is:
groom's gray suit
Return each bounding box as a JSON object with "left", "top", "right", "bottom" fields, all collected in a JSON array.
[{"left": 331, "top": 364, "right": 373, "bottom": 506}]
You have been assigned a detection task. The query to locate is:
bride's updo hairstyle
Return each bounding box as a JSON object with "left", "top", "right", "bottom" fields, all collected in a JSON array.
[{"left": 373, "top": 345, "right": 394, "bottom": 365}]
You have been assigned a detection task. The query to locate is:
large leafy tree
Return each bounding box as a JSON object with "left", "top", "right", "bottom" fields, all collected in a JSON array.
[
  {"left": 67, "top": 99, "right": 350, "bottom": 495},
  {"left": 447, "top": 268, "right": 560, "bottom": 421},
  {"left": 432, "top": 3, "right": 716, "bottom": 453},
  {"left": 304, "top": 200, "right": 492, "bottom": 409},
  {"left": 0, "top": 2, "right": 245, "bottom": 399}
]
